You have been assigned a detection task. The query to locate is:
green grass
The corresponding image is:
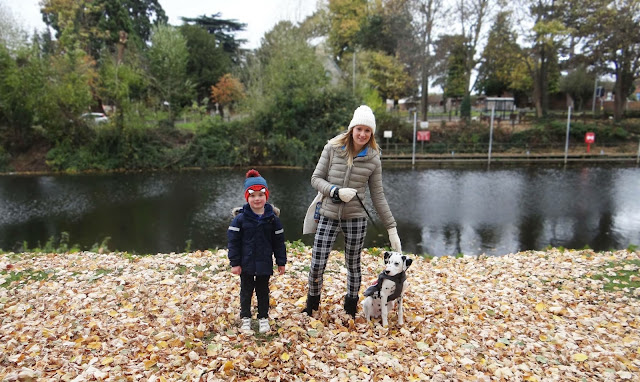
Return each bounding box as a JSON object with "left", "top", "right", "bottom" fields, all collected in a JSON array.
[
  {"left": 590, "top": 259, "right": 640, "bottom": 297},
  {"left": 1, "top": 268, "right": 56, "bottom": 288}
]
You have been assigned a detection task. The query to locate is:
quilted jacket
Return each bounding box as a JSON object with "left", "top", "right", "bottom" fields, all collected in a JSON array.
[
  {"left": 310, "top": 142, "right": 396, "bottom": 229},
  {"left": 227, "top": 203, "right": 286, "bottom": 275}
]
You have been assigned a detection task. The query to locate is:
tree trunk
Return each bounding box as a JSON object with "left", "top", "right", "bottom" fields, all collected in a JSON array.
[
  {"left": 420, "top": 61, "right": 429, "bottom": 122},
  {"left": 613, "top": 62, "right": 629, "bottom": 122}
]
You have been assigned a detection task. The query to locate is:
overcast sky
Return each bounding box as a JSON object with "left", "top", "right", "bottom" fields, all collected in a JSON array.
[{"left": 3, "top": 0, "right": 318, "bottom": 49}]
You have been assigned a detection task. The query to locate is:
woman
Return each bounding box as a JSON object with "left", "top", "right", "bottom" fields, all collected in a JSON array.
[{"left": 303, "top": 105, "right": 402, "bottom": 318}]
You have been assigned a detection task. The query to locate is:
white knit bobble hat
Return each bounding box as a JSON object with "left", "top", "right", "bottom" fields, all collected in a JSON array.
[{"left": 348, "top": 105, "right": 376, "bottom": 133}]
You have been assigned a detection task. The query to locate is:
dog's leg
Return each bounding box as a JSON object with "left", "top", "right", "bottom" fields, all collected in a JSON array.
[
  {"left": 397, "top": 295, "right": 403, "bottom": 325},
  {"left": 380, "top": 295, "right": 389, "bottom": 327}
]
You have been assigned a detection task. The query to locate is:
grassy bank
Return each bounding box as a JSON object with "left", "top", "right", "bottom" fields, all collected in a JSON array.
[
  {"left": 3, "top": 115, "right": 640, "bottom": 174},
  {"left": 1, "top": 245, "right": 639, "bottom": 380}
]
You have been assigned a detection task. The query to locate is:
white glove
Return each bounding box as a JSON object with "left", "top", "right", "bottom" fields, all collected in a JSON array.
[
  {"left": 338, "top": 188, "right": 357, "bottom": 202},
  {"left": 388, "top": 227, "right": 402, "bottom": 252}
]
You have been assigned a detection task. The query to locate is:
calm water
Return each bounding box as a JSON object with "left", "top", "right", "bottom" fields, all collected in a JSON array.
[{"left": 1, "top": 165, "right": 639, "bottom": 256}]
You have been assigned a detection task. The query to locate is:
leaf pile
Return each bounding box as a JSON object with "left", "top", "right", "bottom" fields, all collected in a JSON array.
[{"left": 1, "top": 247, "right": 639, "bottom": 381}]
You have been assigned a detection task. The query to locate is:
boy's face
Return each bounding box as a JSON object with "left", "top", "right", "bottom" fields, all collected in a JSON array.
[{"left": 248, "top": 190, "right": 267, "bottom": 211}]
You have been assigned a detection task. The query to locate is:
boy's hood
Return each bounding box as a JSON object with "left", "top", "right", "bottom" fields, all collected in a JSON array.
[{"left": 231, "top": 204, "right": 280, "bottom": 217}]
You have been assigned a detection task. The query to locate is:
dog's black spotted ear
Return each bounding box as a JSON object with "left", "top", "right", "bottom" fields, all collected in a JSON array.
[
  {"left": 383, "top": 251, "right": 391, "bottom": 261},
  {"left": 403, "top": 256, "right": 413, "bottom": 268}
]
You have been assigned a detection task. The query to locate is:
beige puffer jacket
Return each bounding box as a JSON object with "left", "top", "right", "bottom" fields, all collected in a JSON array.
[{"left": 311, "top": 142, "right": 396, "bottom": 229}]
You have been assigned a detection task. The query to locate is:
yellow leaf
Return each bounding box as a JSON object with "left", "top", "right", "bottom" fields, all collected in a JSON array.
[
  {"left": 359, "top": 366, "right": 370, "bottom": 374},
  {"left": 310, "top": 319, "right": 322, "bottom": 329},
  {"left": 280, "top": 352, "right": 290, "bottom": 361},
  {"left": 524, "top": 376, "right": 539, "bottom": 381},
  {"left": 539, "top": 335, "right": 548, "bottom": 341},
  {"left": 253, "top": 359, "right": 268, "bottom": 368},
  {"left": 223, "top": 360, "right": 234, "bottom": 371},
  {"left": 108, "top": 310, "right": 118, "bottom": 317},
  {"left": 101, "top": 357, "right": 114, "bottom": 365},
  {"left": 572, "top": 353, "right": 588, "bottom": 362},
  {"left": 364, "top": 341, "right": 376, "bottom": 348},
  {"left": 143, "top": 360, "right": 157, "bottom": 370},
  {"left": 494, "top": 342, "right": 506, "bottom": 348},
  {"left": 535, "top": 303, "right": 546, "bottom": 312},
  {"left": 87, "top": 342, "right": 102, "bottom": 350}
]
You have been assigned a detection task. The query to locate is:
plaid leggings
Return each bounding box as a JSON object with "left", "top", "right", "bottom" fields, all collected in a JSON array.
[{"left": 308, "top": 215, "right": 367, "bottom": 299}]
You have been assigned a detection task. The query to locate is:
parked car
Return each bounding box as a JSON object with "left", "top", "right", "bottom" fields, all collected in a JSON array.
[{"left": 81, "top": 112, "right": 109, "bottom": 124}]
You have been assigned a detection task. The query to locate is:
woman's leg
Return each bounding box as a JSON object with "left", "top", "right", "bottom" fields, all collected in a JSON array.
[
  {"left": 341, "top": 217, "right": 368, "bottom": 299},
  {"left": 239, "top": 274, "right": 255, "bottom": 318},
  {"left": 255, "top": 275, "right": 271, "bottom": 319},
  {"left": 308, "top": 216, "right": 340, "bottom": 297}
]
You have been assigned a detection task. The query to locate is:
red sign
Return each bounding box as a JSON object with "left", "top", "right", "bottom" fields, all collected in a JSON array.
[
  {"left": 585, "top": 132, "right": 595, "bottom": 143},
  {"left": 417, "top": 131, "right": 431, "bottom": 142}
]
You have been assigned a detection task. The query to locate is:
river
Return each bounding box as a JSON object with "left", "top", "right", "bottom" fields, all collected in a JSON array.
[{"left": 1, "top": 164, "right": 638, "bottom": 256}]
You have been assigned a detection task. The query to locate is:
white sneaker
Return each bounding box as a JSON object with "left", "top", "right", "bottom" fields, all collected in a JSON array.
[
  {"left": 241, "top": 317, "right": 252, "bottom": 332},
  {"left": 258, "top": 318, "right": 270, "bottom": 333}
]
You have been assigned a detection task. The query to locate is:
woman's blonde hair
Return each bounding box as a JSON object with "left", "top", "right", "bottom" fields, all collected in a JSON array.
[{"left": 329, "top": 126, "right": 380, "bottom": 166}]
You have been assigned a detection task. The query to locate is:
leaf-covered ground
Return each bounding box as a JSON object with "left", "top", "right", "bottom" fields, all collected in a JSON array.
[{"left": 1, "top": 246, "right": 639, "bottom": 381}]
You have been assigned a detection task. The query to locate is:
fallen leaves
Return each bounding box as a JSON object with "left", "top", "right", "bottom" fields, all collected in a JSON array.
[{"left": 0, "top": 247, "right": 639, "bottom": 380}]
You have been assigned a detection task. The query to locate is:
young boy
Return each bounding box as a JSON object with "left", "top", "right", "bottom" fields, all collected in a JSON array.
[{"left": 227, "top": 169, "right": 286, "bottom": 333}]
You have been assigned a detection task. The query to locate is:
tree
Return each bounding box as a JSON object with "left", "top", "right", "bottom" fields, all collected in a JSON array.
[
  {"left": 38, "top": 48, "right": 98, "bottom": 144},
  {"left": 437, "top": 35, "right": 468, "bottom": 100},
  {"left": 579, "top": 0, "right": 640, "bottom": 121},
  {"left": 0, "top": 45, "right": 44, "bottom": 149},
  {"left": 98, "top": 50, "right": 147, "bottom": 129},
  {"left": 326, "top": 0, "right": 368, "bottom": 59},
  {"left": 181, "top": 14, "right": 247, "bottom": 63},
  {"left": 40, "top": 0, "right": 107, "bottom": 55},
  {"left": 180, "top": 24, "right": 232, "bottom": 105},
  {"left": 245, "top": 21, "right": 330, "bottom": 138},
  {"left": 452, "top": 0, "right": 493, "bottom": 118},
  {"left": 0, "top": 3, "right": 29, "bottom": 52},
  {"left": 476, "top": 11, "right": 520, "bottom": 97},
  {"left": 559, "top": 64, "right": 595, "bottom": 111},
  {"left": 512, "top": 0, "right": 569, "bottom": 117},
  {"left": 357, "top": 50, "right": 414, "bottom": 103},
  {"left": 147, "top": 24, "right": 193, "bottom": 125},
  {"left": 412, "top": 0, "right": 445, "bottom": 121},
  {"left": 210, "top": 74, "right": 244, "bottom": 118},
  {"left": 41, "top": 0, "right": 167, "bottom": 57}
]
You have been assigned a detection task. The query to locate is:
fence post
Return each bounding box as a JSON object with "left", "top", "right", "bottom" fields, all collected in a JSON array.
[
  {"left": 564, "top": 106, "right": 572, "bottom": 165},
  {"left": 488, "top": 104, "right": 495, "bottom": 165},
  {"left": 412, "top": 112, "right": 417, "bottom": 166}
]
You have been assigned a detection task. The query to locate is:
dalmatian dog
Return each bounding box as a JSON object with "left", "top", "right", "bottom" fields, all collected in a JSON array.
[{"left": 362, "top": 251, "right": 413, "bottom": 327}]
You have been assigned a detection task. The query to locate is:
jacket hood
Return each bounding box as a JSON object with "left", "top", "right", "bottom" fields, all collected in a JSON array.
[{"left": 231, "top": 203, "right": 280, "bottom": 218}]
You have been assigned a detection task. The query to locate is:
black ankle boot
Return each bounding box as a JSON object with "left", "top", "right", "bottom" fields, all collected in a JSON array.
[
  {"left": 344, "top": 296, "right": 358, "bottom": 318},
  {"left": 302, "top": 294, "right": 320, "bottom": 316}
]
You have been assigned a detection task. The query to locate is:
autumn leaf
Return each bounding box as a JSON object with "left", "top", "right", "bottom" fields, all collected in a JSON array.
[{"left": 572, "top": 353, "right": 589, "bottom": 362}]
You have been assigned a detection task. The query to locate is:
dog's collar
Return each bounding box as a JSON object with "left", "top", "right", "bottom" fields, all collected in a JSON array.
[{"left": 380, "top": 270, "right": 406, "bottom": 284}]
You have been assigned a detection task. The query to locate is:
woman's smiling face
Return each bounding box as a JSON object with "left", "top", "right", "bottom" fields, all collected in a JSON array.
[{"left": 352, "top": 125, "right": 372, "bottom": 151}]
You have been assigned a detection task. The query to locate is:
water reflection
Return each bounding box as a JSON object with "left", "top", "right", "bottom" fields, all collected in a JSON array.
[{"left": 0, "top": 165, "right": 638, "bottom": 256}]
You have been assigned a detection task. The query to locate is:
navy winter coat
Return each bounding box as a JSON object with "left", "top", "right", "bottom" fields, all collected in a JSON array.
[{"left": 227, "top": 203, "right": 286, "bottom": 276}]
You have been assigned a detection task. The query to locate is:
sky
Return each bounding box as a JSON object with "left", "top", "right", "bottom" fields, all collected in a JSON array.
[{"left": 2, "top": 0, "right": 319, "bottom": 49}]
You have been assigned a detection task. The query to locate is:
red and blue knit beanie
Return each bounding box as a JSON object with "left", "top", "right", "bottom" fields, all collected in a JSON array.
[{"left": 244, "top": 169, "right": 269, "bottom": 201}]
